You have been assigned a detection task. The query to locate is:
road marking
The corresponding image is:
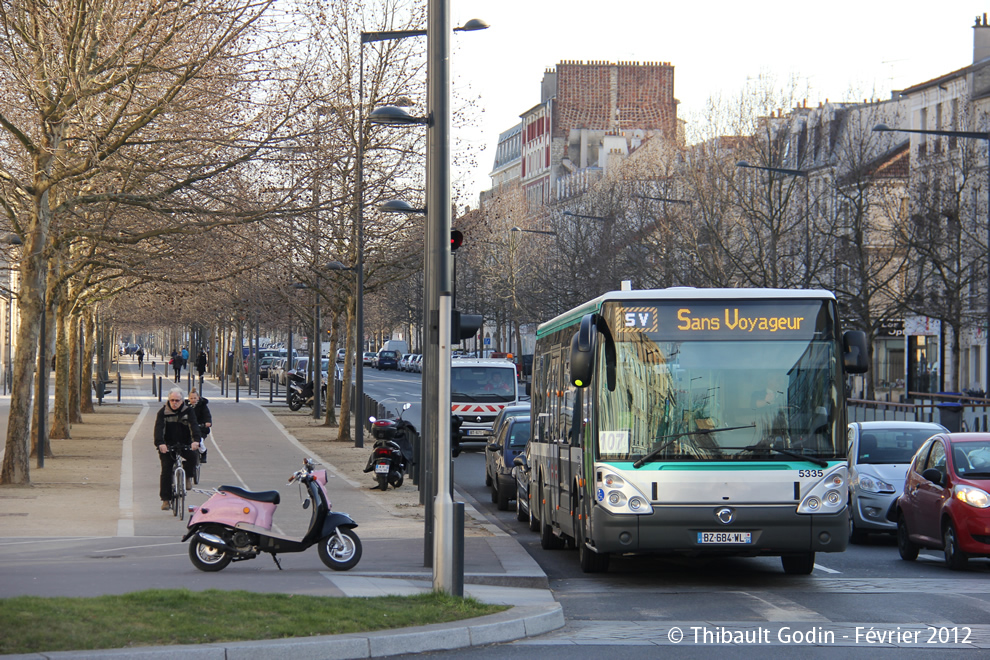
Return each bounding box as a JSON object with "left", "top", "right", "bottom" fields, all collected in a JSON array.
[
  {"left": 814, "top": 563, "right": 840, "bottom": 574},
  {"left": 117, "top": 404, "right": 150, "bottom": 537},
  {"left": 918, "top": 554, "right": 942, "bottom": 562},
  {"left": 738, "top": 591, "right": 829, "bottom": 621}
]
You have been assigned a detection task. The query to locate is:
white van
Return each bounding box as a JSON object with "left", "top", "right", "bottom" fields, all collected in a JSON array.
[{"left": 450, "top": 359, "right": 520, "bottom": 440}]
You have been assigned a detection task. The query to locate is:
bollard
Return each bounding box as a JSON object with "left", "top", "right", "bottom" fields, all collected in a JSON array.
[
  {"left": 451, "top": 502, "right": 464, "bottom": 597},
  {"left": 269, "top": 378, "right": 273, "bottom": 403},
  {"left": 117, "top": 372, "right": 121, "bottom": 402},
  {"left": 236, "top": 374, "right": 240, "bottom": 402},
  {"left": 158, "top": 377, "right": 163, "bottom": 402}
]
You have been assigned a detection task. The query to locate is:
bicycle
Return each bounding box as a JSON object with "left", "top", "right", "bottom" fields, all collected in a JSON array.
[{"left": 169, "top": 445, "right": 200, "bottom": 520}]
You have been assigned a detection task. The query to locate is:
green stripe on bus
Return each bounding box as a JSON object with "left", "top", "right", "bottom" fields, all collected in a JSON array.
[{"left": 607, "top": 462, "right": 844, "bottom": 471}]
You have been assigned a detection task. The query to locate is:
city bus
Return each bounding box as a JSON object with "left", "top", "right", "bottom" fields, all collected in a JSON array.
[{"left": 526, "top": 287, "right": 869, "bottom": 574}]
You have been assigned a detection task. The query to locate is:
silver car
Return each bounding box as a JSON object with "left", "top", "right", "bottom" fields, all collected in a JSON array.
[{"left": 847, "top": 421, "right": 947, "bottom": 543}]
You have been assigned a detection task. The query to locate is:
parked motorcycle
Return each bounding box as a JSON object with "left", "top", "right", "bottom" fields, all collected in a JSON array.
[
  {"left": 365, "top": 403, "right": 417, "bottom": 490},
  {"left": 287, "top": 378, "right": 327, "bottom": 412},
  {"left": 182, "top": 457, "right": 361, "bottom": 572}
]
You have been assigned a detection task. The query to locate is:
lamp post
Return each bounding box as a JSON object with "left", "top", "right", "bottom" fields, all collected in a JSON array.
[
  {"left": 874, "top": 123, "right": 990, "bottom": 394},
  {"left": 736, "top": 160, "right": 811, "bottom": 287},
  {"left": 355, "top": 19, "right": 488, "bottom": 453}
]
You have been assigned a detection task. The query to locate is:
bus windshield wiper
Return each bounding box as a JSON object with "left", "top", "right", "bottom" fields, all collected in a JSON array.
[
  {"left": 633, "top": 423, "right": 756, "bottom": 469},
  {"left": 744, "top": 444, "right": 828, "bottom": 468}
]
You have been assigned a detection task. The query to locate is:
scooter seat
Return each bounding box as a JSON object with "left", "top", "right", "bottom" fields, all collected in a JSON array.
[{"left": 217, "top": 485, "right": 281, "bottom": 505}]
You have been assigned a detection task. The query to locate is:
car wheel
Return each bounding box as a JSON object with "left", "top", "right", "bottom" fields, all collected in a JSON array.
[
  {"left": 781, "top": 553, "right": 815, "bottom": 575},
  {"left": 849, "top": 516, "right": 868, "bottom": 545},
  {"left": 943, "top": 520, "right": 968, "bottom": 570},
  {"left": 496, "top": 478, "right": 512, "bottom": 511},
  {"left": 897, "top": 514, "right": 919, "bottom": 561}
]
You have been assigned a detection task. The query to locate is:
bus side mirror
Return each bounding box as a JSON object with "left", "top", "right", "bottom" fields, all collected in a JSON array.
[
  {"left": 843, "top": 330, "right": 869, "bottom": 374},
  {"left": 570, "top": 329, "right": 594, "bottom": 388}
]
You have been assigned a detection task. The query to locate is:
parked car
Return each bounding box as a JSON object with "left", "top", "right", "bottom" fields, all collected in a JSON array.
[
  {"left": 258, "top": 356, "right": 277, "bottom": 380},
  {"left": 410, "top": 354, "right": 423, "bottom": 373},
  {"left": 484, "top": 404, "right": 531, "bottom": 445},
  {"left": 362, "top": 351, "right": 376, "bottom": 366},
  {"left": 485, "top": 417, "right": 530, "bottom": 511},
  {"left": 514, "top": 441, "right": 538, "bottom": 531},
  {"left": 893, "top": 432, "right": 990, "bottom": 570},
  {"left": 848, "top": 421, "right": 947, "bottom": 543},
  {"left": 376, "top": 350, "right": 399, "bottom": 370},
  {"left": 398, "top": 354, "right": 414, "bottom": 371},
  {"left": 336, "top": 348, "right": 346, "bottom": 363}
]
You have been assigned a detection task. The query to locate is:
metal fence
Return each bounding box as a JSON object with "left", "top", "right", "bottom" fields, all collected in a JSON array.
[{"left": 849, "top": 392, "right": 990, "bottom": 432}]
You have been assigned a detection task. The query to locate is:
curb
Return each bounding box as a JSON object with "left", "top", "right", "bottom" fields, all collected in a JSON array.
[{"left": 13, "top": 603, "right": 564, "bottom": 660}]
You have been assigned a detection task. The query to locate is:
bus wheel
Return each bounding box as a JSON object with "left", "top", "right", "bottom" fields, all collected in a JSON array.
[
  {"left": 781, "top": 553, "right": 815, "bottom": 575},
  {"left": 539, "top": 485, "right": 565, "bottom": 550},
  {"left": 577, "top": 521, "right": 609, "bottom": 573}
]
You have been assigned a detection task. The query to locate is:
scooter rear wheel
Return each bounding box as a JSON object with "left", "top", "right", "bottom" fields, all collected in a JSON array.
[
  {"left": 376, "top": 473, "right": 388, "bottom": 491},
  {"left": 189, "top": 535, "right": 232, "bottom": 572},
  {"left": 318, "top": 528, "right": 362, "bottom": 571}
]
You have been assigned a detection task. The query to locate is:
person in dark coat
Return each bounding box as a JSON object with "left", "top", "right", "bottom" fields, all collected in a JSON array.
[
  {"left": 187, "top": 389, "right": 212, "bottom": 464},
  {"left": 195, "top": 350, "right": 207, "bottom": 378},
  {"left": 154, "top": 387, "right": 201, "bottom": 509}
]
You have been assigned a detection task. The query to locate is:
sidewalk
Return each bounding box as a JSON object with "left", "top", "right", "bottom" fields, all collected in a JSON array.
[{"left": 0, "top": 359, "right": 563, "bottom": 659}]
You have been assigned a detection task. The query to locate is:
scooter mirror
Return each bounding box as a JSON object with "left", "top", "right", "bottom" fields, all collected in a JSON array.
[
  {"left": 302, "top": 499, "right": 310, "bottom": 509},
  {"left": 369, "top": 416, "right": 377, "bottom": 423},
  {"left": 402, "top": 403, "right": 412, "bottom": 411}
]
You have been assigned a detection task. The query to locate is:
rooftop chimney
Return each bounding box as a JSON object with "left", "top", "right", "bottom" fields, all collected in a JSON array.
[{"left": 975, "top": 13, "right": 990, "bottom": 63}]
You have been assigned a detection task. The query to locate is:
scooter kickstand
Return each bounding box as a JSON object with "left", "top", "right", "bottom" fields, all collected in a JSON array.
[{"left": 271, "top": 554, "right": 283, "bottom": 570}]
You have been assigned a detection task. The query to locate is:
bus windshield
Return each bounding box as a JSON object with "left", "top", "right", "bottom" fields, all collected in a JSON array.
[{"left": 597, "top": 336, "right": 841, "bottom": 463}]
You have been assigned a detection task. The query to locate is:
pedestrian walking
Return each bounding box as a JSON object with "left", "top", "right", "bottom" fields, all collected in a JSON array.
[
  {"left": 187, "top": 389, "right": 212, "bottom": 463},
  {"left": 195, "top": 350, "right": 207, "bottom": 378},
  {"left": 171, "top": 351, "right": 182, "bottom": 383},
  {"left": 154, "top": 388, "right": 201, "bottom": 510}
]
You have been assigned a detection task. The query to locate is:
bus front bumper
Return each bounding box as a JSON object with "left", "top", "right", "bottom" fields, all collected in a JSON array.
[{"left": 590, "top": 504, "right": 848, "bottom": 556}]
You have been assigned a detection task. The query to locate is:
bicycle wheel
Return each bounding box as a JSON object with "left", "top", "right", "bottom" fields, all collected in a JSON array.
[{"left": 173, "top": 466, "right": 186, "bottom": 518}]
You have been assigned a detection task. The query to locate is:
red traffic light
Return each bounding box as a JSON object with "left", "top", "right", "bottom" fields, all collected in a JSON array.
[{"left": 450, "top": 229, "right": 463, "bottom": 252}]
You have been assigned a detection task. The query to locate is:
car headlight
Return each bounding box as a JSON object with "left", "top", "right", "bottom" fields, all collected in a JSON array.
[
  {"left": 954, "top": 485, "right": 990, "bottom": 508},
  {"left": 858, "top": 474, "right": 895, "bottom": 494}
]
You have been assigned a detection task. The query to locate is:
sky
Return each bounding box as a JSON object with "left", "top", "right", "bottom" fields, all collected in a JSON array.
[{"left": 449, "top": 1, "right": 985, "bottom": 204}]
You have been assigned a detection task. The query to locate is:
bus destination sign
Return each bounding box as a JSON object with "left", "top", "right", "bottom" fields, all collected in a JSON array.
[{"left": 608, "top": 300, "right": 828, "bottom": 341}]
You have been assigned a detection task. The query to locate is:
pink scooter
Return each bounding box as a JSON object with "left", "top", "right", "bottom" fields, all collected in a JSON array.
[{"left": 182, "top": 458, "right": 361, "bottom": 572}]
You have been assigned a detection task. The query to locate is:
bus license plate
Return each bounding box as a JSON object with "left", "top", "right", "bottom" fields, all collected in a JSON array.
[
  {"left": 698, "top": 532, "right": 751, "bottom": 544},
  {"left": 374, "top": 463, "right": 390, "bottom": 474}
]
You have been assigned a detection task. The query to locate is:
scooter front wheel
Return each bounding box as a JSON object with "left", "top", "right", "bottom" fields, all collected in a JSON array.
[
  {"left": 318, "top": 528, "right": 362, "bottom": 571},
  {"left": 287, "top": 393, "right": 303, "bottom": 411},
  {"left": 189, "top": 536, "right": 232, "bottom": 572}
]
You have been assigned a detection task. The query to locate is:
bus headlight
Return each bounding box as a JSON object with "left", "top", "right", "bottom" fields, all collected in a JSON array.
[
  {"left": 596, "top": 466, "right": 653, "bottom": 515},
  {"left": 797, "top": 466, "right": 848, "bottom": 514}
]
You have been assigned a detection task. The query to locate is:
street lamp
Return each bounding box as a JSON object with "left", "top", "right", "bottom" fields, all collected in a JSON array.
[
  {"left": 355, "top": 19, "right": 487, "bottom": 453},
  {"left": 874, "top": 122, "right": 990, "bottom": 394},
  {"left": 736, "top": 160, "right": 811, "bottom": 286},
  {"left": 510, "top": 226, "right": 557, "bottom": 236}
]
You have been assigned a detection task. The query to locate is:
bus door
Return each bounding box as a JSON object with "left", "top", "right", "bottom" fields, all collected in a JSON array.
[{"left": 547, "top": 350, "right": 564, "bottom": 525}]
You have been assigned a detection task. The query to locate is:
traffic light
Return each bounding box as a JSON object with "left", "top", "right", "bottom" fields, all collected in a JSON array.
[
  {"left": 451, "top": 309, "right": 482, "bottom": 343},
  {"left": 450, "top": 229, "right": 463, "bottom": 252}
]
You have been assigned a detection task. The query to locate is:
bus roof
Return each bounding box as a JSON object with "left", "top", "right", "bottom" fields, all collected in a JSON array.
[{"left": 537, "top": 287, "right": 837, "bottom": 336}]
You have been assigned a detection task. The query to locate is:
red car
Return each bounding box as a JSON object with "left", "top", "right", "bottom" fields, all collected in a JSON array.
[{"left": 894, "top": 432, "right": 990, "bottom": 570}]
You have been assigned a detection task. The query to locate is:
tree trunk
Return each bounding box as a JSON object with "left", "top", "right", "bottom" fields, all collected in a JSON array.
[
  {"left": 323, "top": 311, "right": 338, "bottom": 428},
  {"left": 338, "top": 297, "right": 355, "bottom": 444},
  {"left": 50, "top": 295, "right": 72, "bottom": 440},
  {"left": 69, "top": 313, "right": 83, "bottom": 423},
  {"left": 81, "top": 310, "right": 95, "bottom": 414}
]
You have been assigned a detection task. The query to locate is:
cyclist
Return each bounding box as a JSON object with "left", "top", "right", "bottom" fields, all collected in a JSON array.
[
  {"left": 155, "top": 387, "right": 202, "bottom": 510},
  {"left": 187, "top": 389, "right": 213, "bottom": 464}
]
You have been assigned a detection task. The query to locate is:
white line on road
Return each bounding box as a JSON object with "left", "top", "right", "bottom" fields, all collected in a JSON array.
[
  {"left": 117, "top": 404, "right": 150, "bottom": 537},
  {"left": 814, "top": 563, "right": 840, "bottom": 574}
]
